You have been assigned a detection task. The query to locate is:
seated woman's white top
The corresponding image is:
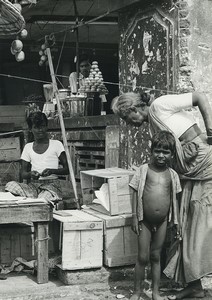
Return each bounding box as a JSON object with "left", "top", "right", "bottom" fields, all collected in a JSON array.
[
  {"left": 21, "top": 139, "right": 65, "bottom": 180},
  {"left": 151, "top": 92, "right": 196, "bottom": 138}
]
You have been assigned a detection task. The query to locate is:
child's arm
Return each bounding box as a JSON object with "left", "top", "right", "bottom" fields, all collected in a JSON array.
[
  {"left": 131, "top": 188, "right": 140, "bottom": 235},
  {"left": 176, "top": 192, "right": 182, "bottom": 240}
]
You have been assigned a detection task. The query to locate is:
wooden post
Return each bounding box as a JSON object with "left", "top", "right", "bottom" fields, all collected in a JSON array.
[
  {"left": 35, "top": 222, "right": 49, "bottom": 284},
  {"left": 46, "top": 47, "right": 80, "bottom": 209}
]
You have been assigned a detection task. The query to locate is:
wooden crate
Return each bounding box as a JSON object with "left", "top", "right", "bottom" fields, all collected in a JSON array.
[
  {"left": 0, "top": 105, "right": 26, "bottom": 128},
  {"left": 53, "top": 210, "right": 103, "bottom": 270},
  {"left": 83, "top": 208, "right": 138, "bottom": 267},
  {"left": 0, "top": 161, "right": 21, "bottom": 186},
  {"left": 0, "top": 224, "right": 35, "bottom": 264},
  {"left": 80, "top": 168, "right": 135, "bottom": 216},
  {"left": 0, "top": 136, "right": 21, "bottom": 161}
]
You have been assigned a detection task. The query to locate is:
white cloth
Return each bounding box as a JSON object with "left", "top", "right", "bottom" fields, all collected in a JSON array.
[
  {"left": 69, "top": 72, "right": 86, "bottom": 93},
  {"left": 151, "top": 93, "right": 196, "bottom": 138},
  {"left": 21, "top": 140, "right": 65, "bottom": 180}
]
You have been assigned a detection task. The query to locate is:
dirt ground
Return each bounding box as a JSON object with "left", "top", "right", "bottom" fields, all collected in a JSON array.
[{"left": 0, "top": 267, "right": 212, "bottom": 300}]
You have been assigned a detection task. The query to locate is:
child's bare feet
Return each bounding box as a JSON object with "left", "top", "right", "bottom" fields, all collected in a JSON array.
[{"left": 130, "top": 291, "right": 141, "bottom": 300}]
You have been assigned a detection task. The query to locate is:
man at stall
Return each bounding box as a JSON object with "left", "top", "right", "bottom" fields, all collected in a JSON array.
[
  {"left": 5, "top": 111, "right": 69, "bottom": 204},
  {"left": 69, "top": 54, "right": 91, "bottom": 94}
]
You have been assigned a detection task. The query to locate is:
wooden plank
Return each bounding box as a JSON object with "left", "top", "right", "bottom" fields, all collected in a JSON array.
[
  {"left": 104, "top": 255, "right": 137, "bottom": 267},
  {"left": 0, "top": 123, "right": 15, "bottom": 132},
  {"left": 0, "top": 137, "right": 21, "bottom": 161},
  {"left": 35, "top": 222, "right": 49, "bottom": 284},
  {"left": 124, "top": 226, "right": 137, "bottom": 256},
  {"left": 108, "top": 178, "right": 119, "bottom": 215},
  {"left": 0, "top": 161, "right": 21, "bottom": 185},
  {"left": 0, "top": 106, "right": 25, "bottom": 116},
  {"left": 63, "top": 221, "right": 102, "bottom": 231},
  {"left": 62, "top": 230, "right": 80, "bottom": 267},
  {"left": 10, "top": 232, "right": 21, "bottom": 261},
  {"left": 105, "top": 125, "right": 120, "bottom": 168},
  {"left": 118, "top": 194, "right": 133, "bottom": 214},
  {"left": 105, "top": 227, "right": 124, "bottom": 256},
  {"left": 20, "top": 229, "right": 35, "bottom": 260},
  {"left": 116, "top": 176, "right": 133, "bottom": 195},
  {"left": 60, "top": 258, "right": 102, "bottom": 270},
  {"left": 48, "top": 114, "right": 120, "bottom": 130},
  {"left": 67, "top": 130, "right": 105, "bottom": 141},
  {"left": 0, "top": 204, "right": 52, "bottom": 224}
]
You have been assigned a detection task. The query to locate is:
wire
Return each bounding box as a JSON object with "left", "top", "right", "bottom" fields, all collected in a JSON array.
[
  {"left": 55, "top": 74, "right": 178, "bottom": 94},
  {"left": 55, "top": 30, "right": 67, "bottom": 74},
  {"left": 0, "top": 73, "right": 51, "bottom": 84}
]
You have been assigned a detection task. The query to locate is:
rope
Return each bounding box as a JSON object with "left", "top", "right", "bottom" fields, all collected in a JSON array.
[
  {"left": 34, "top": 236, "right": 51, "bottom": 245},
  {"left": 0, "top": 72, "right": 180, "bottom": 94}
]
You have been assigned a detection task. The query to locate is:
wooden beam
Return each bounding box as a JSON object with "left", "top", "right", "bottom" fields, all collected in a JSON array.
[{"left": 48, "top": 114, "right": 120, "bottom": 130}]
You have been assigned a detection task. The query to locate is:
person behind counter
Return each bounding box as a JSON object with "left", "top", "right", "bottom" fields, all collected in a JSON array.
[
  {"left": 69, "top": 54, "right": 91, "bottom": 94},
  {"left": 5, "top": 111, "right": 69, "bottom": 203}
]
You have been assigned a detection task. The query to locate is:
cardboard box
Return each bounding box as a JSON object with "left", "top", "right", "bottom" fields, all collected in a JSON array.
[
  {"left": 83, "top": 208, "right": 138, "bottom": 267},
  {"left": 80, "top": 168, "right": 135, "bottom": 216},
  {"left": 53, "top": 210, "right": 103, "bottom": 270}
]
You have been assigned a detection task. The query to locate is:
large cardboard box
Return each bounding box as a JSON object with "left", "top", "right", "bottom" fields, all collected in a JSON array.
[
  {"left": 53, "top": 210, "right": 103, "bottom": 270},
  {"left": 80, "top": 168, "right": 135, "bottom": 216},
  {"left": 83, "top": 208, "right": 138, "bottom": 267}
]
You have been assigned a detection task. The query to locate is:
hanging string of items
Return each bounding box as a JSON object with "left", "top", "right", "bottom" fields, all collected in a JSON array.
[{"left": 38, "top": 34, "right": 56, "bottom": 67}]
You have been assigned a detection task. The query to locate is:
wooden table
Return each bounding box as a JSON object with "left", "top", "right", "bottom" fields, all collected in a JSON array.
[{"left": 0, "top": 200, "right": 53, "bottom": 284}]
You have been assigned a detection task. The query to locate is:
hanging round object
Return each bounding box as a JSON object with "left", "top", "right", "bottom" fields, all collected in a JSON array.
[
  {"left": 11, "top": 39, "right": 23, "bottom": 53},
  {"left": 41, "top": 44, "right": 46, "bottom": 50},
  {"left": 20, "top": 28, "right": 28, "bottom": 38},
  {"left": 40, "top": 55, "right": 47, "bottom": 62},
  {"left": 10, "top": 46, "right": 16, "bottom": 55},
  {"left": 39, "top": 50, "right": 43, "bottom": 56},
  {"left": 39, "top": 60, "right": 44, "bottom": 67},
  {"left": 15, "top": 50, "right": 25, "bottom": 62}
]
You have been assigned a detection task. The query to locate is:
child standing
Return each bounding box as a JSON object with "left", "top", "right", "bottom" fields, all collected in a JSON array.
[{"left": 129, "top": 131, "right": 181, "bottom": 300}]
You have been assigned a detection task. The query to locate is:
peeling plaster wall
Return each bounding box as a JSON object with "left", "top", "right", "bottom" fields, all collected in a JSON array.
[
  {"left": 118, "top": 1, "right": 175, "bottom": 168},
  {"left": 178, "top": 0, "right": 212, "bottom": 129}
]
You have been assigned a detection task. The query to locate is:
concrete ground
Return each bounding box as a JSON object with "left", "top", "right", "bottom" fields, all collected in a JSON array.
[{"left": 0, "top": 267, "right": 212, "bottom": 300}]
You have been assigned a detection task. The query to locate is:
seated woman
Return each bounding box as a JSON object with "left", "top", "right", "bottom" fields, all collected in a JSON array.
[{"left": 5, "top": 111, "right": 69, "bottom": 202}]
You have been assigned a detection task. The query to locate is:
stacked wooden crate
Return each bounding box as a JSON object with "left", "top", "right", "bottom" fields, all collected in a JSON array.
[
  {"left": 0, "top": 224, "right": 35, "bottom": 264},
  {"left": 53, "top": 210, "right": 103, "bottom": 271},
  {"left": 80, "top": 167, "right": 138, "bottom": 267},
  {"left": 0, "top": 135, "right": 22, "bottom": 189},
  {"left": 53, "top": 168, "right": 138, "bottom": 271}
]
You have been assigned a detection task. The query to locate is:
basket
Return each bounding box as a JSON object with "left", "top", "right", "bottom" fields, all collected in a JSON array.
[{"left": 0, "top": 0, "right": 25, "bottom": 36}]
